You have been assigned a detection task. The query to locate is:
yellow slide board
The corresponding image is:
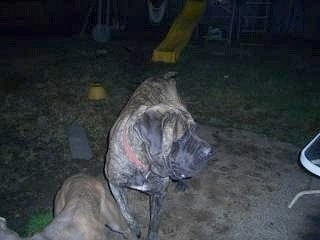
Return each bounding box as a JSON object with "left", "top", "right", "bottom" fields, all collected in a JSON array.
[{"left": 152, "top": 0, "right": 206, "bottom": 63}]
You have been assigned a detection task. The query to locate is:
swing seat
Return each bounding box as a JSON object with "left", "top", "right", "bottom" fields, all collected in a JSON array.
[
  {"left": 288, "top": 132, "right": 320, "bottom": 208},
  {"left": 300, "top": 133, "right": 320, "bottom": 176}
]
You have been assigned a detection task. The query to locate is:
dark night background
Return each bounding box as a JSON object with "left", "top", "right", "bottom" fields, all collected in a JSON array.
[{"left": 0, "top": 0, "right": 319, "bottom": 41}]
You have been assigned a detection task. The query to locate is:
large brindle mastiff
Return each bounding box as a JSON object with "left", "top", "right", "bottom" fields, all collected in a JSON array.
[
  {"left": 105, "top": 72, "right": 213, "bottom": 240},
  {"left": 0, "top": 174, "right": 136, "bottom": 240}
]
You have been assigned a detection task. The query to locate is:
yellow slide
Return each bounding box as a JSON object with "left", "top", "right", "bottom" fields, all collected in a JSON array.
[{"left": 152, "top": 0, "right": 206, "bottom": 63}]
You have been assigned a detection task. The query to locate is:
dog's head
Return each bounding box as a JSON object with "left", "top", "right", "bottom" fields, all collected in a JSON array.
[
  {"left": 134, "top": 105, "right": 213, "bottom": 180},
  {"left": 166, "top": 126, "right": 213, "bottom": 180}
]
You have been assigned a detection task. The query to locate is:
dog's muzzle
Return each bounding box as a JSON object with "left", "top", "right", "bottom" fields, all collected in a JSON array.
[{"left": 166, "top": 130, "right": 214, "bottom": 180}]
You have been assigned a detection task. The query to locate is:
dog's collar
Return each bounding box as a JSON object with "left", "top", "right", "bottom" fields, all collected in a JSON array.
[{"left": 122, "top": 130, "right": 148, "bottom": 171}]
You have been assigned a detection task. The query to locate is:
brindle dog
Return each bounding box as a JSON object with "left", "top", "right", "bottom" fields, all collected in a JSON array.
[
  {"left": 105, "top": 72, "right": 213, "bottom": 240},
  {"left": 0, "top": 174, "right": 136, "bottom": 240}
]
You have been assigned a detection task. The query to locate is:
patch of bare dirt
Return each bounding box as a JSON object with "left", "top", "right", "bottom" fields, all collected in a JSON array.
[
  {"left": 117, "top": 126, "right": 318, "bottom": 240},
  {"left": 106, "top": 126, "right": 318, "bottom": 240}
]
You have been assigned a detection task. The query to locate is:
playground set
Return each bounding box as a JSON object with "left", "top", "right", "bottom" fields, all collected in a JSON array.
[{"left": 81, "top": 0, "right": 272, "bottom": 63}]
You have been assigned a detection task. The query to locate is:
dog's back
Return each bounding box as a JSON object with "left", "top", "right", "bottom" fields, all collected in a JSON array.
[
  {"left": 51, "top": 174, "right": 132, "bottom": 240},
  {"left": 0, "top": 174, "right": 135, "bottom": 240}
]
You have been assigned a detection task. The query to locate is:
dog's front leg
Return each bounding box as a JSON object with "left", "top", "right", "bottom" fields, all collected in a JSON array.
[
  {"left": 109, "top": 183, "right": 141, "bottom": 238},
  {"left": 147, "top": 191, "right": 167, "bottom": 240}
]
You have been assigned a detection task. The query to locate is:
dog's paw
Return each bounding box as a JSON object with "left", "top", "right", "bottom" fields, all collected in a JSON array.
[
  {"left": 129, "top": 222, "right": 141, "bottom": 239},
  {"left": 174, "top": 180, "right": 189, "bottom": 192},
  {"left": 147, "top": 231, "right": 159, "bottom": 240}
]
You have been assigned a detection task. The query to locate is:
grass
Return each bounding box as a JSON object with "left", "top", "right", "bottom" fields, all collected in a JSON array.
[
  {"left": 171, "top": 43, "right": 320, "bottom": 146},
  {"left": 112, "top": 40, "right": 319, "bottom": 146},
  {"left": 23, "top": 209, "right": 52, "bottom": 237},
  {"left": 2, "top": 37, "right": 318, "bottom": 148}
]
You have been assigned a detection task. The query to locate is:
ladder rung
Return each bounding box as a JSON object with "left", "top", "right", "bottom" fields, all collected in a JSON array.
[
  {"left": 241, "top": 16, "right": 269, "bottom": 19},
  {"left": 205, "top": 16, "right": 233, "bottom": 19},
  {"left": 240, "top": 29, "right": 267, "bottom": 33},
  {"left": 240, "top": 42, "right": 265, "bottom": 46},
  {"left": 245, "top": 1, "right": 272, "bottom": 5}
]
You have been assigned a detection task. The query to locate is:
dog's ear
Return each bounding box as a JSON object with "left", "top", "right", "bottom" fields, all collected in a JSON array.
[
  {"left": 134, "top": 107, "right": 187, "bottom": 152},
  {"left": 134, "top": 107, "right": 187, "bottom": 176},
  {"left": 134, "top": 108, "right": 163, "bottom": 157},
  {"left": 161, "top": 110, "right": 187, "bottom": 156},
  {"left": 134, "top": 107, "right": 188, "bottom": 156}
]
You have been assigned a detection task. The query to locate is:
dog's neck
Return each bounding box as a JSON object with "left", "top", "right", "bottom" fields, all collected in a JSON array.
[
  {"left": 122, "top": 130, "right": 148, "bottom": 171},
  {"left": 122, "top": 127, "right": 171, "bottom": 179}
]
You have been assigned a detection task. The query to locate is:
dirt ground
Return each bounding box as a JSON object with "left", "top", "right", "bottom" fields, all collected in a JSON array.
[
  {"left": 2, "top": 123, "right": 320, "bottom": 240},
  {"left": 102, "top": 125, "right": 320, "bottom": 240},
  {"left": 101, "top": 124, "right": 317, "bottom": 240}
]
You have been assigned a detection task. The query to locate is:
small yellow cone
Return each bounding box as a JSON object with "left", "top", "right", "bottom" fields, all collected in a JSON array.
[{"left": 88, "top": 83, "right": 108, "bottom": 100}]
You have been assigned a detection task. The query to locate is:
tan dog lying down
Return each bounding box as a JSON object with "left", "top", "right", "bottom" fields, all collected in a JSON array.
[{"left": 0, "top": 174, "right": 136, "bottom": 240}]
